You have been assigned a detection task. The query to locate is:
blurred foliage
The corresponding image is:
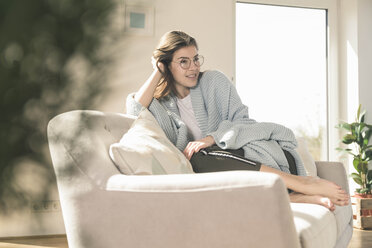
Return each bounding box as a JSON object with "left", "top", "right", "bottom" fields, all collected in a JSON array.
[
  {"left": 0, "top": 0, "right": 122, "bottom": 213},
  {"left": 296, "top": 125, "right": 325, "bottom": 161}
]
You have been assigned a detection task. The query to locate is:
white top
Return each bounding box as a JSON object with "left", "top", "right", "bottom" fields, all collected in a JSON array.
[{"left": 176, "top": 94, "right": 203, "bottom": 141}]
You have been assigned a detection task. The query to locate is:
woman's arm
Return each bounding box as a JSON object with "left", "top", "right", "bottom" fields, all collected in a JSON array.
[{"left": 134, "top": 65, "right": 163, "bottom": 108}]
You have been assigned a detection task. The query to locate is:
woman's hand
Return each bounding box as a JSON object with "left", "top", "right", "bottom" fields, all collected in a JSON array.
[
  {"left": 183, "top": 136, "right": 216, "bottom": 160},
  {"left": 151, "top": 56, "right": 165, "bottom": 73},
  {"left": 134, "top": 57, "right": 164, "bottom": 108}
]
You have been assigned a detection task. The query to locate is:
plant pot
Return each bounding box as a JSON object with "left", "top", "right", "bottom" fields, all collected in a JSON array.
[
  {"left": 353, "top": 193, "right": 372, "bottom": 199},
  {"left": 353, "top": 193, "right": 372, "bottom": 216},
  {"left": 352, "top": 193, "right": 372, "bottom": 229}
]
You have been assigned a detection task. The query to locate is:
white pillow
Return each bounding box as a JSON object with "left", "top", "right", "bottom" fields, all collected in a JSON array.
[
  {"left": 109, "top": 108, "right": 194, "bottom": 175},
  {"left": 295, "top": 137, "right": 318, "bottom": 177}
]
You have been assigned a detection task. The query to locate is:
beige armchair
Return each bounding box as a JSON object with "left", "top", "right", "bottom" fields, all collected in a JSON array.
[{"left": 47, "top": 110, "right": 353, "bottom": 248}]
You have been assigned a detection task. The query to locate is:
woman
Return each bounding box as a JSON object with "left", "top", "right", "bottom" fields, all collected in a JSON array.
[{"left": 127, "top": 30, "right": 349, "bottom": 211}]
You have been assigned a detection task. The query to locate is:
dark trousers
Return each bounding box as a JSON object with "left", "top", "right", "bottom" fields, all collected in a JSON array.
[
  {"left": 190, "top": 146, "right": 298, "bottom": 175},
  {"left": 282, "top": 149, "right": 298, "bottom": 176}
]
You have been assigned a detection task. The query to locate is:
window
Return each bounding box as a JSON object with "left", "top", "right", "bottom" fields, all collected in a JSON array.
[{"left": 236, "top": 2, "right": 329, "bottom": 160}]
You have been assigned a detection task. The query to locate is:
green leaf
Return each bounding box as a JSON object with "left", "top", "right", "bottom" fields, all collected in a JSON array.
[
  {"left": 351, "top": 122, "right": 359, "bottom": 138},
  {"left": 353, "top": 158, "right": 362, "bottom": 172},
  {"left": 366, "top": 129, "right": 372, "bottom": 141},
  {"left": 357, "top": 132, "right": 364, "bottom": 147},
  {"left": 336, "top": 123, "right": 351, "bottom": 131},
  {"left": 351, "top": 173, "right": 363, "bottom": 185},
  {"left": 335, "top": 147, "right": 357, "bottom": 157},
  {"left": 367, "top": 170, "right": 372, "bottom": 184},
  {"left": 346, "top": 150, "right": 357, "bottom": 157},
  {"left": 351, "top": 172, "right": 361, "bottom": 179},
  {"left": 360, "top": 110, "right": 366, "bottom": 123},
  {"left": 360, "top": 188, "right": 369, "bottom": 194},
  {"left": 343, "top": 134, "right": 356, "bottom": 144},
  {"left": 353, "top": 177, "right": 363, "bottom": 185},
  {"left": 356, "top": 188, "right": 362, "bottom": 193},
  {"left": 363, "top": 133, "right": 371, "bottom": 146},
  {"left": 357, "top": 104, "right": 362, "bottom": 122},
  {"left": 368, "top": 178, "right": 372, "bottom": 185},
  {"left": 359, "top": 123, "right": 366, "bottom": 135},
  {"left": 336, "top": 147, "right": 352, "bottom": 152},
  {"left": 365, "top": 149, "right": 372, "bottom": 160},
  {"left": 361, "top": 162, "right": 369, "bottom": 174},
  {"left": 363, "top": 128, "right": 372, "bottom": 149}
]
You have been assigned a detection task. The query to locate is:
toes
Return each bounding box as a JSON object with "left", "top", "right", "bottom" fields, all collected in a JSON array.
[
  {"left": 336, "top": 191, "right": 349, "bottom": 199},
  {"left": 331, "top": 198, "right": 344, "bottom": 206},
  {"left": 333, "top": 198, "right": 349, "bottom": 206},
  {"left": 337, "top": 189, "right": 347, "bottom": 195},
  {"left": 328, "top": 201, "right": 336, "bottom": 211},
  {"left": 318, "top": 197, "right": 334, "bottom": 210}
]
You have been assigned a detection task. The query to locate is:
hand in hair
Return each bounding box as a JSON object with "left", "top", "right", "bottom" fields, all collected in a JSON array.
[{"left": 151, "top": 56, "right": 165, "bottom": 73}]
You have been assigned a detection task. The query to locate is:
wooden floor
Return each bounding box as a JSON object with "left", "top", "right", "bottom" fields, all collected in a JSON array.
[
  {"left": 0, "top": 235, "right": 68, "bottom": 248},
  {"left": 348, "top": 228, "right": 372, "bottom": 248},
  {"left": 0, "top": 229, "right": 371, "bottom": 248}
]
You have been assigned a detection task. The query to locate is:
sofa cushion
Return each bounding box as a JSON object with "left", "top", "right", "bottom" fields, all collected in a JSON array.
[
  {"left": 291, "top": 203, "right": 337, "bottom": 248},
  {"left": 333, "top": 204, "right": 353, "bottom": 240},
  {"left": 295, "top": 137, "right": 317, "bottom": 177},
  {"left": 109, "top": 108, "right": 194, "bottom": 175}
]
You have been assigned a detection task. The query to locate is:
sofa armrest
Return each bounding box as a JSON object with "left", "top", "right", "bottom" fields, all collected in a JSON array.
[
  {"left": 107, "top": 170, "right": 283, "bottom": 192},
  {"left": 102, "top": 171, "right": 300, "bottom": 248},
  {"left": 315, "top": 161, "right": 350, "bottom": 194}
]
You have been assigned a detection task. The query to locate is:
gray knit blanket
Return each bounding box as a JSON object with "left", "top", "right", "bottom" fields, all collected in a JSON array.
[{"left": 127, "top": 70, "right": 306, "bottom": 176}]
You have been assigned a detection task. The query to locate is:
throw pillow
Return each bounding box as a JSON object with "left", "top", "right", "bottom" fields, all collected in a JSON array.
[
  {"left": 295, "top": 137, "right": 318, "bottom": 177},
  {"left": 109, "top": 108, "right": 194, "bottom": 175}
]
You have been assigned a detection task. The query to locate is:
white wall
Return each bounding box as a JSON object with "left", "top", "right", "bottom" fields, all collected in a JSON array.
[
  {"left": 339, "top": 0, "right": 372, "bottom": 123},
  {"left": 339, "top": 0, "right": 358, "bottom": 125},
  {"left": 357, "top": 0, "right": 372, "bottom": 124}
]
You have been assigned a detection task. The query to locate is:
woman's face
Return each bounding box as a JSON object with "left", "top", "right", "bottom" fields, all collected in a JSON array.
[{"left": 168, "top": 45, "right": 200, "bottom": 98}]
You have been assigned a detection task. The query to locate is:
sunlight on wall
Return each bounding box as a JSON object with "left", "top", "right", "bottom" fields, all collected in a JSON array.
[
  {"left": 345, "top": 41, "right": 359, "bottom": 194},
  {"left": 346, "top": 41, "right": 359, "bottom": 123}
]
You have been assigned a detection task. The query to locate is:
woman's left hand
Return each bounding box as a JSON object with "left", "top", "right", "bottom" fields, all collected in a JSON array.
[{"left": 183, "top": 136, "right": 215, "bottom": 160}]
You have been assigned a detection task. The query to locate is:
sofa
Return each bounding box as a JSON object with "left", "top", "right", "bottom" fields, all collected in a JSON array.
[{"left": 47, "top": 110, "right": 353, "bottom": 248}]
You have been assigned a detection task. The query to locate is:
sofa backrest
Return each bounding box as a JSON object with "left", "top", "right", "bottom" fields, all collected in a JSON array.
[{"left": 48, "top": 110, "right": 135, "bottom": 189}]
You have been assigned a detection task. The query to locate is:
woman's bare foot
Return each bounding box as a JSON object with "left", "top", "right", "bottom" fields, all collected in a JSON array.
[
  {"left": 289, "top": 192, "right": 336, "bottom": 211},
  {"left": 259, "top": 165, "right": 350, "bottom": 206},
  {"left": 298, "top": 176, "right": 349, "bottom": 206}
]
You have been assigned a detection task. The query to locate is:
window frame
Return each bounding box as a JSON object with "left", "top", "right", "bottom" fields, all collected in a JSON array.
[{"left": 234, "top": 0, "right": 339, "bottom": 161}]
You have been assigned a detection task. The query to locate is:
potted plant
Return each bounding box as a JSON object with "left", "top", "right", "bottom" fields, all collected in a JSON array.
[
  {"left": 337, "top": 104, "right": 372, "bottom": 196},
  {"left": 337, "top": 105, "right": 372, "bottom": 228}
]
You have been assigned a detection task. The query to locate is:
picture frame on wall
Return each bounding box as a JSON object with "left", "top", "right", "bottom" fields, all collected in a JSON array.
[{"left": 124, "top": 4, "right": 154, "bottom": 36}]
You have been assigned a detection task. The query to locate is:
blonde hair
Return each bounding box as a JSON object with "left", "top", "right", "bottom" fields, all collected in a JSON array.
[{"left": 153, "top": 31, "right": 198, "bottom": 99}]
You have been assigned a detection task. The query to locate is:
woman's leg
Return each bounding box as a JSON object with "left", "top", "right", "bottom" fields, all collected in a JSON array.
[
  {"left": 289, "top": 192, "right": 336, "bottom": 211},
  {"left": 259, "top": 164, "right": 349, "bottom": 206}
]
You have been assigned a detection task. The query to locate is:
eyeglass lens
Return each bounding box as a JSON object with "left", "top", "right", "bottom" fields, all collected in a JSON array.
[{"left": 180, "top": 55, "right": 204, "bottom": 69}]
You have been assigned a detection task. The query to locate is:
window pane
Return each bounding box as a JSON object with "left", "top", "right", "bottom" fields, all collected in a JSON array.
[{"left": 236, "top": 3, "right": 328, "bottom": 160}]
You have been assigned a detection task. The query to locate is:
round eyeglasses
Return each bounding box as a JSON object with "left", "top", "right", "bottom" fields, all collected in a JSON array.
[{"left": 172, "top": 55, "right": 204, "bottom": 69}]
